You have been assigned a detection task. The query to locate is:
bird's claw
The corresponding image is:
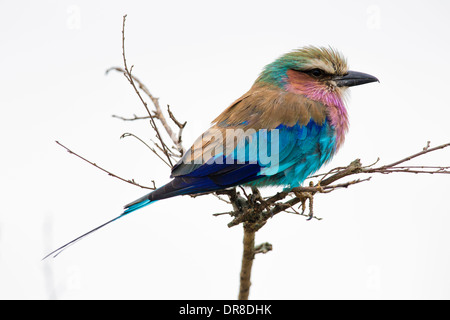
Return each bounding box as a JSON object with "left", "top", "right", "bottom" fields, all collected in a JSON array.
[{"left": 293, "top": 191, "right": 315, "bottom": 221}]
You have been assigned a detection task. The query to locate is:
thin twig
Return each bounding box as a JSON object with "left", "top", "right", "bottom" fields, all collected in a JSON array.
[
  {"left": 55, "top": 141, "right": 156, "bottom": 190},
  {"left": 167, "top": 105, "right": 186, "bottom": 155},
  {"left": 120, "top": 15, "right": 174, "bottom": 168},
  {"left": 378, "top": 142, "right": 450, "bottom": 169},
  {"left": 111, "top": 114, "right": 151, "bottom": 121},
  {"left": 121, "top": 133, "right": 172, "bottom": 168},
  {"left": 106, "top": 69, "right": 186, "bottom": 155}
]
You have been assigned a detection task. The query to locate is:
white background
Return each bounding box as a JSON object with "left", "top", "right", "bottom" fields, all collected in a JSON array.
[{"left": 1, "top": 0, "right": 449, "bottom": 299}]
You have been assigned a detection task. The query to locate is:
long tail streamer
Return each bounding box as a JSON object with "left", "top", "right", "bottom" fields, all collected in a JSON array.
[{"left": 42, "top": 214, "right": 126, "bottom": 260}]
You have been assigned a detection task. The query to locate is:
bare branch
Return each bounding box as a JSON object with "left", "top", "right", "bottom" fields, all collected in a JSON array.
[
  {"left": 55, "top": 141, "right": 156, "bottom": 190},
  {"left": 254, "top": 242, "right": 273, "bottom": 255},
  {"left": 167, "top": 105, "right": 186, "bottom": 155},
  {"left": 167, "top": 104, "right": 187, "bottom": 129},
  {"left": 217, "top": 141, "right": 450, "bottom": 232},
  {"left": 377, "top": 142, "right": 450, "bottom": 169},
  {"left": 111, "top": 114, "right": 151, "bottom": 121},
  {"left": 120, "top": 133, "right": 172, "bottom": 168},
  {"left": 106, "top": 68, "right": 186, "bottom": 156},
  {"left": 119, "top": 15, "right": 174, "bottom": 168},
  {"left": 239, "top": 224, "right": 256, "bottom": 300}
]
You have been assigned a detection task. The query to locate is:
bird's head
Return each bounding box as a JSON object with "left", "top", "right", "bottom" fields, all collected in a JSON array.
[{"left": 256, "top": 46, "right": 378, "bottom": 106}]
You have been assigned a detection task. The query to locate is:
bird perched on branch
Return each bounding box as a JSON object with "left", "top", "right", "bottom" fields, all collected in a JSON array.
[{"left": 44, "top": 46, "right": 378, "bottom": 259}]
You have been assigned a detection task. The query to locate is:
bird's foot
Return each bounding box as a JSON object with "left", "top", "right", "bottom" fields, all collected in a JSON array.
[
  {"left": 293, "top": 190, "right": 315, "bottom": 221},
  {"left": 314, "top": 180, "right": 324, "bottom": 193}
]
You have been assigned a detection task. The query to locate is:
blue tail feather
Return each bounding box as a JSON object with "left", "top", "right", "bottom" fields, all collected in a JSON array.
[
  {"left": 123, "top": 199, "right": 154, "bottom": 214},
  {"left": 44, "top": 155, "right": 269, "bottom": 260},
  {"left": 42, "top": 199, "right": 156, "bottom": 260}
]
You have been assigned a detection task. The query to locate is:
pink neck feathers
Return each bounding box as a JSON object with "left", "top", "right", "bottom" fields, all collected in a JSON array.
[{"left": 285, "top": 70, "right": 349, "bottom": 150}]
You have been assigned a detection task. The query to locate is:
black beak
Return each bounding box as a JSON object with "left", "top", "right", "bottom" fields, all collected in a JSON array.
[{"left": 334, "top": 70, "right": 379, "bottom": 87}]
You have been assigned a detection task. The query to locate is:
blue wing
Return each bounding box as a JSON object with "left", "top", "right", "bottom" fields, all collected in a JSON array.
[{"left": 148, "top": 118, "right": 336, "bottom": 201}]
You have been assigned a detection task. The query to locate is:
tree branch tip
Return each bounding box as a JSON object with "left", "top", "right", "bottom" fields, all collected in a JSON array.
[
  {"left": 120, "top": 132, "right": 134, "bottom": 139},
  {"left": 104, "top": 67, "right": 113, "bottom": 76},
  {"left": 364, "top": 157, "right": 381, "bottom": 168},
  {"left": 254, "top": 242, "right": 273, "bottom": 254},
  {"left": 212, "top": 211, "right": 233, "bottom": 217}
]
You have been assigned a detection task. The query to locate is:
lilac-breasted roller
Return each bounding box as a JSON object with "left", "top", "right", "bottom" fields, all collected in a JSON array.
[{"left": 44, "top": 46, "right": 378, "bottom": 258}]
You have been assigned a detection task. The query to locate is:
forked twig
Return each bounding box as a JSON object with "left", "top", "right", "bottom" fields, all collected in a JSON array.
[{"left": 119, "top": 15, "right": 174, "bottom": 168}]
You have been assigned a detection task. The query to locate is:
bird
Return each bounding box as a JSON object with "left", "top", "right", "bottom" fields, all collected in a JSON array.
[{"left": 43, "top": 46, "right": 378, "bottom": 259}]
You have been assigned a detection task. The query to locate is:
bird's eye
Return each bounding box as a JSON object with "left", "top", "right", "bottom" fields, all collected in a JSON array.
[{"left": 308, "top": 68, "right": 324, "bottom": 78}]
